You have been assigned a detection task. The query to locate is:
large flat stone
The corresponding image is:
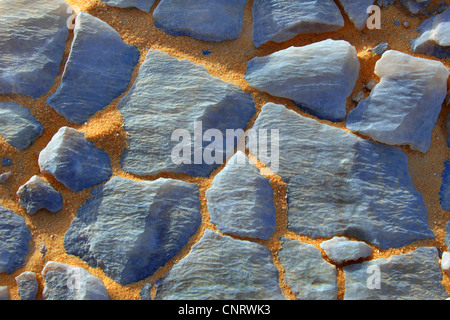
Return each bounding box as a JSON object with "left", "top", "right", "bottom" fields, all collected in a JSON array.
[
  {"left": 0, "top": 0, "right": 70, "bottom": 98},
  {"left": 38, "top": 127, "right": 113, "bottom": 193},
  {"left": 0, "top": 102, "right": 44, "bottom": 151},
  {"left": 64, "top": 176, "right": 202, "bottom": 285},
  {"left": 410, "top": 8, "right": 450, "bottom": 59},
  {"left": 118, "top": 49, "right": 255, "bottom": 177},
  {"left": 205, "top": 151, "right": 276, "bottom": 240},
  {"left": 153, "top": 0, "right": 246, "bottom": 42},
  {"left": 252, "top": 0, "right": 344, "bottom": 47},
  {"left": 101, "top": 0, "right": 156, "bottom": 12},
  {"left": 344, "top": 247, "right": 448, "bottom": 300},
  {"left": 279, "top": 238, "right": 338, "bottom": 300},
  {"left": 252, "top": 103, "right": 434, "bottom": 249},
  {"left": 245, "top": 39, "right": 359, "bottom": 122},
  {"left": 0, "top": 205, "right": 31, "bottom": 274},
  {"left": 346, "top": 50, "right": 449, "bottom": 153},
  {"left": 149, "top": 229, "right": 285, "bottom": 300},
  {"left": 47, "top": 12, "right": 140, "bottom": 124}
]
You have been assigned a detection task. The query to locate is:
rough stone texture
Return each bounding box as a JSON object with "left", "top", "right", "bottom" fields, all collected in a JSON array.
[
  {"left": 38, "top": 127, "right": 113, "bottom": 193},
  {"left": 320, "top": 236, "right": 373, "bottom": 264},
  {"left": 0, "top": 0, "right": 70, "bottom": 98},
  {"left": 399, "top": 0, "right": 431, "bottom": 13},
  {"left": 0, "top": 205, "right": 31, "bottom": 274},
  {"left": 42, "top": 261, "right": 110, "bottom": 300},
  {"left": 252, "top": 103, "right": 434, "bottom": 249},
  {"left": 64, "top": 176, "right": 201, "bottom": 285},
  {"left": 15, "top": 271, "right": 38, "bottom": 300},
  {"left": 440, "top": 162, "right": 450, "bottom": 210},
  {"left": 410, "top": 8, "right": 450, "bottom": 59},
  {"left": 153, "top": 0, "right": 246, "bottom": 42},
  {"left": 205, "top": 151, "right": 276, "bottom": 240},
  {"left": 347, "top": 50, "right": 449, "bottom": 153},
  {"left": 279, "top": 238, "right": 338, "bottom": 300},
  {"left": 338, "top": 0, "right": 376, "bottom": 30},
  {"left": 47, "top": 12, "right": 140, "bottom": 124},
  {"left": 446, "top": 222, "right": 450, "bottom": 248},
  {"left": 0, "top": 286, "right": 9, "bottom": 300},
  {"left": 150, "top": 229, "right": 285, "bottom": 300},
  {"left": 118, "top": 49, "right": 255, "bottom": 177},
  {"left": 245, "top": 39, "right": 359, "bottom": 122},
  {"left": 0, "top": 102, "right": 44, "bottom": 151},
  {"left": 344, "top": 247, "right": 448, "bottom": 300},
  {"left": 252, "top": 0, "right": 344, "bottom": 48},
  {"left": 101, "top": 0, "right": 156, "bottom": 11},
  {"left": 17, "top": 175, "right": 63, "bottom": 215}
]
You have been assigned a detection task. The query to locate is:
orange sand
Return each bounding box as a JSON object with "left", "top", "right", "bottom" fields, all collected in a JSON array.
[{"left": 0, "top": 0, "right": 449, "bottom": 300}]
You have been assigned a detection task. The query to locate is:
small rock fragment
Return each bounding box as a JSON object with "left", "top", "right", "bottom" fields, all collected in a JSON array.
[
  {"left": 15, "top": 271, "right": 38, "bottom": 300},
  {"left": 38, "top": 127, "right": 113, "bottom": 193},
  {"left": 0, "top": 172, "right": 11, "bottom": 183},
  {"left": 368, "top": 42, "right": 389, "bottom": 55},
  {"left": 42, "top": 261, "right": 110, "bottom": 300},
  {"left": 441, "top": 252, "right": 450, "bottom": 276},
  {"left": 347, "top": 50, "right": 449, "bottom": 153},
  {"left": 440, "top": 162, "right": 450, "bottom": 210},
  {"left": 320, "top": 236, "right": 373, "bottom": 264},
  {"left": 17, "top": 175, "right": 63, "bottom": 215},
  {"left": 1, "top": 157, "right": 12, "bottom": 167},
  {"left": 410, "top": 8, "right": 450, "bottom": 59},
  {"left": 0, "top": 102, "right": 44, "bottom": 151}
]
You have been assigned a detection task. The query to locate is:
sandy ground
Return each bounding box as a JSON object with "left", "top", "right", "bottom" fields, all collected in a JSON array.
[{"left": 0, "top": 0, "right": 449, "bottom": 300}]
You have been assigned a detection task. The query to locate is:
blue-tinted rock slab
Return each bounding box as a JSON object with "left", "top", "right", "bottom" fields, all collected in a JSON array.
[
  {"left": 153, "top": 0, "right": 246, "bottom": 42},
  {"left": 252, "top": 0, "right": 344, "bottom": 47},
  {"left": 279, "top": 238, "right": 338, "bottom": 300},
  {"left": 320, "top": 236, "right": 373, "bottom": 264},
  {"left": 205, "top": 151, "right": 276, "bottom": 240},
  {"left": 101, "top": 0, "right": 156, "bottom": 12},
  {"left": 410, "top": 8, "right": 450, "bottom": 59},
  {"left": 347, "top": 50, "right": 449, "bottom": 153},
  {"left": 344, "top": 247, "right": 448, "bottom": 300},
  {"left": 440, "top": 162, "right": 450, "bottom": 210},
  {"left": 17, "top": 175, "right": 63, "bottom": 215},
  {"left": 42, "top": 261, "right": 110, "bottom": 300},
  {"left": 0, "top": 205, "right": 31, "bottom": 274},
  {"left": 0, "top": 102, "right": 44, "bottom": 151},
  {"left": 64, "top": 176, "right": 201, "bottom": 285},
  {"left": 252, "top": 103, "right": 434, "bottom": 249},
  {"left": 47, "top": 12, "right": 140, "bottom": 124},
  {"left": 38, "top": 127, "right": 113, "bottom": 193},
  {"left": 118, "top": 49, "right": 255, "bottom": 177},
  {"left": 150, "top": 229, "right": 284, "bottom": 300},
  {"left": 338, "top": 0, "right": 376, "bottom": 30},
  {"left": 399, "top": 0, "right": 431, "bottom": 13},
  {"left": 0, "top": 0, "right": 70, "bottom": 98},
  {"left": 15, "top": 272, "right": 38, "bottom": 300},
  {"left": 245, "top": 39, "right": 359, "bottom": 122}
]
